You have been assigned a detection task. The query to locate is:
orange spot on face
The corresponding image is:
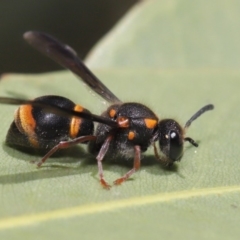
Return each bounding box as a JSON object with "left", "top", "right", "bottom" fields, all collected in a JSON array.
[
  {"left": 70, "top": 105, "right": 83, "bottom": 138},
  {"left": 144, "top": 119, "right": 157, "bottom": 129},
  {"left": 128, "top": 131, "right": 135, "bottom": 140},
  {"left": 15, "top": 105, "right": 39, "bottom": 147},
  {"left": 117, "top": 117, "right": 129, "bottom": 128},
  {"left": 109, "top": 109, "right": 116, "bottom": 118}
]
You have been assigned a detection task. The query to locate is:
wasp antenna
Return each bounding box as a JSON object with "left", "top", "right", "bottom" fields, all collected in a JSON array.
[{"left": 184, "top": 104, "right": 214, "bottom": 129}]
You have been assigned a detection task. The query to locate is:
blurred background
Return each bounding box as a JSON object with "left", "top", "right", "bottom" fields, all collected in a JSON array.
[{"left": 0, "top": 0, "right": 137, "bottom": 74}]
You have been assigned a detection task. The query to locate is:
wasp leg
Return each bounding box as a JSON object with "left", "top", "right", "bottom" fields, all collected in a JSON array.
[
  {"left": 96, "top": 135, "right": 113, "bottom": 189},
  {"left": 113, "top": 145, "right": 141, "bottom": 185},
  {"left": 33, "top": 135, "right": 96, "bottom": 167}
]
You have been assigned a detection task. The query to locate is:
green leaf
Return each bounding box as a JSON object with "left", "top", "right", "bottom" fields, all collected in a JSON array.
[
  {"left": 0, "top": 0, "right": 240, "bottom": 239},
  {"left": 86, "top": 0, "right": 240, "bottom": 69}
]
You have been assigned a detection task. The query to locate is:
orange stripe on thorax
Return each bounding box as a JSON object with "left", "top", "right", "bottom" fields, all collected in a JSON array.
[{"left": 144, "top": 118, "right": 158, "bottom": 129}]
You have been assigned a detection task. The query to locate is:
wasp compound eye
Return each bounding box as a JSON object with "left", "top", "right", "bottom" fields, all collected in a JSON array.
[{"left": 158, "top": 119, "right": 184, "bottom": 164}]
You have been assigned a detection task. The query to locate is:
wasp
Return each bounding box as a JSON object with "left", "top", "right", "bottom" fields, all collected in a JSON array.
[{"left": 0, "top": 31, "right": 214, "bottom": 189}]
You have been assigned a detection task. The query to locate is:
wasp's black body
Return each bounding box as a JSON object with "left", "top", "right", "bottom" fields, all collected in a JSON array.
[{"left": 0, "top": 31, "right": 214, "bottom": 189}]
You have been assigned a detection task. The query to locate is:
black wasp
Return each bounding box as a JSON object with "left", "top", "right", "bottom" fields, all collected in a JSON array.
[{"left": 0, "top": 31, "right": 214, "bottom": 189}]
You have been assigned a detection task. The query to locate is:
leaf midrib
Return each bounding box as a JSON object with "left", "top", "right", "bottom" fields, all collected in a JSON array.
[{"left": 0, "top": 185, "right": 239, "bottom": 231}]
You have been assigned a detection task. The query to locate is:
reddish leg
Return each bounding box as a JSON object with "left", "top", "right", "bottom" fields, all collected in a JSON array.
[
  {"left": 96, "top": 135, "right": 113, "bottom": 190},
  {"left": 33, "top": 135, "right": 96, "bottom": 167},
  {"left": 114, "top": 145, "right": 141, "bottom": 185}
]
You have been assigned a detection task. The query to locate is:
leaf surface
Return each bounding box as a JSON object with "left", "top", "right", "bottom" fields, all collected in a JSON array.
[{"left": 0, "top": 0, "right": 240, "bottom": 239}]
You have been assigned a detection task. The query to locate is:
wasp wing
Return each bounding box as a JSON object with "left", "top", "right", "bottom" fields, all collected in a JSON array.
[
  {"left": 0, "top": 97, "right": 118, "bottom": 128},
  {"left": 24, "top": 31, "right": 121, "bottom": 104}
]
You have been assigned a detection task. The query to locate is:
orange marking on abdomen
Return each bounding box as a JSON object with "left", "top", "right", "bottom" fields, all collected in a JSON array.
[
  {"left": 15, "top": 105, "right": 39, "bottom": 147},
  {"left": 70, "top": 104, "right": 83, "bottom": 138}
]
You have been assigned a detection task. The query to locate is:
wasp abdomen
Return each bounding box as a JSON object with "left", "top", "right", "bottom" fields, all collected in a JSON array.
[{"left": 6, "top": 95, "right": 94, "bottom": 149}]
